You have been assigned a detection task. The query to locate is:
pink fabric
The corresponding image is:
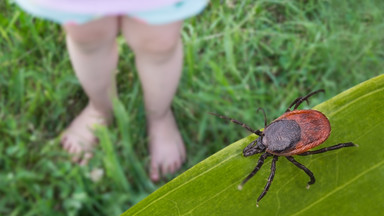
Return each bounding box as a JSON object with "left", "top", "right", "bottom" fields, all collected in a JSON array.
[{"left": 33, "top": 0, "right": 181, "bottom": 13}]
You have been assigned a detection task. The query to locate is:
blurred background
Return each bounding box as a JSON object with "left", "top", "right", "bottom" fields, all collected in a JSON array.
[{"left": 0, "top": 0, "right": 383, "bottom": 215}]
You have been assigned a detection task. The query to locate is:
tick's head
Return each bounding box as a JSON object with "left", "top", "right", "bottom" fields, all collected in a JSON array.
[{"left": 243, "top": 136, "right": 266, "bottom": 157}]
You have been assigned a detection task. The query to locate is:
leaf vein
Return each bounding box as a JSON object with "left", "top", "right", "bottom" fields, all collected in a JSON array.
[
  {"left": 132, "top": 153, "right": 240, "bottom": 215},
  {"left": 290, "top": 159, "right": 384, "bottom": 216},
  {"left": 319, "top": 86, "right": 384, "bottom": 118},
  {"left": 183, "top": 181, "right": 238, "bottom": 215}
]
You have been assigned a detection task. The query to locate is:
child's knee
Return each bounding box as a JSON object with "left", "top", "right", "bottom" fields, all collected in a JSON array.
[
  {"left": 129, "top": 33, "right": 180, "bottom": 56},
  {"left": 123, "top": 20, "right": 182, "bottom": 56},
  {"left": 64, "top": 16, "right": 119, "bottom": 53}
]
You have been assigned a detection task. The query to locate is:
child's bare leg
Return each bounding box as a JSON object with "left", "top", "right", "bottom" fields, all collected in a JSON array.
[
  {"left": 121, "top": 17, "right": 186, "bottom": 181},
  {"left": 62, "top": 17, "right": 119, "bottom": 165}
]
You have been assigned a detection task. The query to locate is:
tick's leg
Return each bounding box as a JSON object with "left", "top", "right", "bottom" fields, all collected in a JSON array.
[
  {"left": 286, "top": 156, "right": 315, "bottom": 187},
  {"left": 208, "top": 112, "right": 263, "bottom": 136},
  {"left": 256, "top": 155, "right": 278, "bottom": 206},
  {"left": 238, "top": 152, "right": 271, "bottom": 190},
  {"left": 286, "top": 89, "right": 325, "bottom": 111},
  {"left": 286, "top": 97, "right": 303, "bottom": 112},
  {"left": 257, "top": 107, "right": 268, "bottom": 127},
  {"left": 243, "top": 139, "right": 258, "bottom": 157},
  {"left": 298, "top": 142, "right": 356, "bottom": 156}
]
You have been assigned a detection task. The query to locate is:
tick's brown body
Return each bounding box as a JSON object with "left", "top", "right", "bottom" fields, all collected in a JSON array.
[
  {"left": 210, "top": 90, "right": 356, "bottom": 206},
  {"left": 269, "top": 110, "right": 331, "bottom": 156}
]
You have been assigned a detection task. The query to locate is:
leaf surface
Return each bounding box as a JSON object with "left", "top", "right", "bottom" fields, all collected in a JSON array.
[{"left": 122, "top": 75, "right": 384, "bottom": 216}]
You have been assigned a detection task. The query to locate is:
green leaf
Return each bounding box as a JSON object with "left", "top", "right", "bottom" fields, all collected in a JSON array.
[{"left": 122, "top": 75, "right": 384, "bottom": 216}]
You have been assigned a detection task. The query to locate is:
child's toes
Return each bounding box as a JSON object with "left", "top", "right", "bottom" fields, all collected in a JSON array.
[
  {"left": 61, "top": 137, "right": 70, "bottom": 151},
  {"left": 68, "top": 143, "right": 80, "bottom": 154},
  {"left": 150, "top": 164, "right": 160, "bottom": 182},
  {"left": 175, "top": 160, "right": 182, "bottom": 171},
  {"left": 167, "top": 164, "right": 175, "bottom": 174},
  {"left": 79, "top": 152, "right": 93, "bottom": 166},
  {"left": 71, "top": 153, "right": 81, "bottom": 164},
  {"left": 169, "top": 161, "right": 179, "bottom": 174}
]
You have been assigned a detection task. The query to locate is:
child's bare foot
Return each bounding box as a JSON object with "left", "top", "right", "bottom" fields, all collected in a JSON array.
[
  {"left": 148, "top": 110, "right": 186, "bottom": 182},
  {"left": 61, "top": 103, "right": 111, "bottom": 165}
]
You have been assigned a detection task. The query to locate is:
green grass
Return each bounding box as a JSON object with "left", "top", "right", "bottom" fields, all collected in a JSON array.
[{"left": 1, "top": 0, "right": 383, "bottom": 215}]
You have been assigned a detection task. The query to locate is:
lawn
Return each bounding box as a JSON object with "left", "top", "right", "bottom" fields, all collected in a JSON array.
[{"left": 0, "top": 0, "right": 383, "bottom": 215}]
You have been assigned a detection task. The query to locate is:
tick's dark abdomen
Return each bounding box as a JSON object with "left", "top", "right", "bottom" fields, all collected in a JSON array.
[{"left": 263, "top": 120, "right": 301, "bottom": 153}]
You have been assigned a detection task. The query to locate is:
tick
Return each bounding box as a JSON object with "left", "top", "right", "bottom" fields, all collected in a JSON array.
[{"left": 210, "top": 90, "right": 356, "bottom": 206}]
